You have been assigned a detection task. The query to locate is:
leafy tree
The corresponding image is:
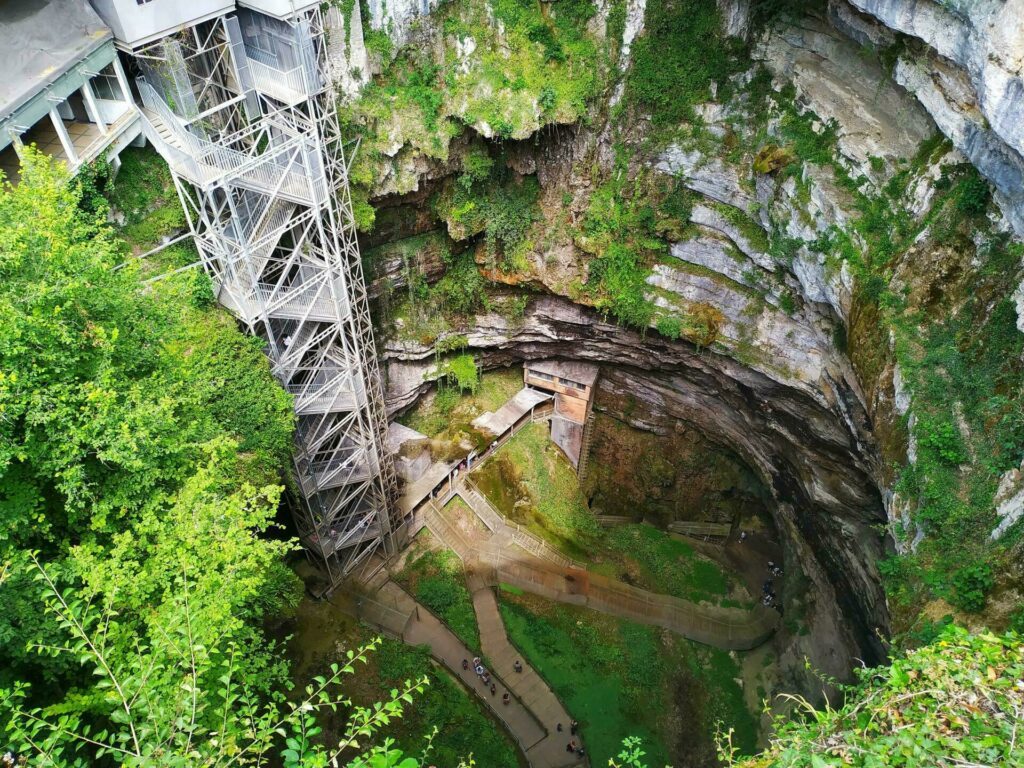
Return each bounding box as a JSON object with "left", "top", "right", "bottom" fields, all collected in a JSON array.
[
  {"left": 1, "top": 556, "right": 431, "bottom": 767},
  {"left": 0, "top": 150, "right": 299, "bottom": 751}
]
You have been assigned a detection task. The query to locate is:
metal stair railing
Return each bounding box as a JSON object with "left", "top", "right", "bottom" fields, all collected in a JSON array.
[
  {"left": 461, "top": 481, "right": 582, "bottom": 570},
  {"left": 138, "top": 79, "right": 316, "bottom": 202},
  {"left": 245, "top": 48, "right": 314, "bottom": 105},
  {"left": 288, "top": 369, "right": 359, "bottom": 412}
]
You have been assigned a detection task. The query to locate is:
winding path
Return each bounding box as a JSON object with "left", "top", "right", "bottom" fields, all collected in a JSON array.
[
  {"left": 434, "top": 482, "right": 778, "bottom": 651},
  {"left": 345, "top": 388, "right": 776, "bottom": 767},
  {"left": 351, "top": 577, "right": 583, "bottom": 767}
]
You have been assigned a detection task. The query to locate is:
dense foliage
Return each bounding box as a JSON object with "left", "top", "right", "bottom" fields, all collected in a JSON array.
[
  {"left": 0, "top": 151, "right": 306, "bottom": 762},
  {"left": 726, "top": 626, "right": 1024, "bottom": 767},
  {"left": 394, "top": 545, "right": 480, "bottom": 651},
  {"left": 342, "top": 0, "right": 600, "bottom": 229},
  {"left": 625, "top": 0, "right": 746, "bottom": 128},
  {"left": 434, "top": 151, "right": 540, "bottom": 272}
]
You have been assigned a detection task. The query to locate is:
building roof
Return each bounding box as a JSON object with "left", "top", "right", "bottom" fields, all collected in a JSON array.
[
  {"left": 525, "top": 359, "right": 600, "bottom": 388},
  {"left": 472, "top": 387, "right": 552, "bottom": 437},
  {"left": 387, "top": 421, "right": 430, "bottom": 453},
  {"left": 0, "top": 0, "right": 112, "bottom": 120}
]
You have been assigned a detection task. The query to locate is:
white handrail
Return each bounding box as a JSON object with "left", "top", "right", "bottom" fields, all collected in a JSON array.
[{"left": 138, "top": 79, "right": 317, "bottom": 200}]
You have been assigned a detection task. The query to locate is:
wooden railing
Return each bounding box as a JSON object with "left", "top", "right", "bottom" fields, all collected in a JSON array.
[{"left": 404, "top": 398, "right": 554, "bottom": 530}]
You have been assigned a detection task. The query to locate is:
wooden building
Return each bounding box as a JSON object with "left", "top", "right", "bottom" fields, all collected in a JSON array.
[{"left": 523, "top": 360, "right": 599, "bottom": 469}]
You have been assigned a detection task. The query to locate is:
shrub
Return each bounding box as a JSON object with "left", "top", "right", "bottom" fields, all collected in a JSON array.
[
  {"left": 952, "top": 167, "right": 991, "bottom": 217},
  {"left": 433, "top": 252, "right": 489, "bottom": 315},
  {"left": 459, "top": 144, "right": 494, "bottom": 190},
  {"left": 778, "top": 291, "right": 796, "bottom": 315},
  {"left": 917, "top": 417, "right": 968, "bottom": 466},
  {"left": 1010, "top": 607, "right": 1024, "bottom": 634},
  {"left": 950, "top": 563, "right": 994, "bottom": 613},
  {"left": 753, "top": 144, "right": 797, "bottom": 174},
  {"left": 538, "top": 84, "right": 557, "bottom": 113},
  {"left": 443, "top": 353, "right": 480, "bottom": 392},
  {"left": 724, "top": 626, "right": 1024, "bottom": 768},
  {"left": 656, "top": 315, "right": 682, "bottom": 340},
  {"left": 689, "top": 302, "right": 725, "bottom": 347},
  {"left": 434, "top": 385, "right": 461, "bottom": 417},
  {"left": 484, "top": 182, "right": 538, "bottom": 266}
]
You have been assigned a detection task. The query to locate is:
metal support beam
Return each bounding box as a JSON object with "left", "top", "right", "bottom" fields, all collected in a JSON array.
[
  {"left": 127, "top": 9, "right": 400, "bottom": 590},
  {"left": 48, "top": 109, "right": 79, "bottom": 165},
  {"left": 7, "top": 128, "right": 26, "bottom": 158},
  {"left": 112, "top": 57, "right": 133, "bottom": 103},
  {"left": 80, "top": 79, "right": 107, "bottom": 135}
]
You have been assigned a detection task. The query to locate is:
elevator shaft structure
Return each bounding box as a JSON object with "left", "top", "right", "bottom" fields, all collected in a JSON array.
[{"left": 128, "top": 5, "right": 398, "bottom": 585}]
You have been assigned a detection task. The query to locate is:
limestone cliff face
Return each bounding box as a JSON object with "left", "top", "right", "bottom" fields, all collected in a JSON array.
[
  {"left": 842, "top": 0, "right": 1024, "bottom": 232},
  {"left": 345, "top": 0, "right": 1024, "bottom": 699},
  {"left": 383, "top": 296, "right": 890, "bottom": 687},
  {"left": 829, "top": 0, "right": 1024, "bottom": 334}
]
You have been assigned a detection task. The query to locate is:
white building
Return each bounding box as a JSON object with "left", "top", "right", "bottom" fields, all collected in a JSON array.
[{"left": 0, "top": 0, "right": 142, "bottom": 181}]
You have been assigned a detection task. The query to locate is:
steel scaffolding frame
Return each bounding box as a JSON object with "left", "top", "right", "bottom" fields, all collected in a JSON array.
[{"left": 130, "top": 6, "right": 399, "bottom": 587}]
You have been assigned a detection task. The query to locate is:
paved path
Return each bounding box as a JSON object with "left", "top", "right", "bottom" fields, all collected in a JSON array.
[
  {"left": 468, "top": 573, "right": 583, "bottom": 768},
  {"left": 350, "top": 581, "right": 584, "bottom": 767},
  {"left": 451, "top": 482, "right": 778, "bottom": 651}
]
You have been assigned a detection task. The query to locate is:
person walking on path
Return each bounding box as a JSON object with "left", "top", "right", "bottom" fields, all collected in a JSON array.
[
  {"left": 513, "top": 659, "right": 523, "bottom": 673},
  {"left": 490, "top": 683, "right": 496, "bottom": 696},
  {"left": 556, "top": 723, "right": 563, "bottom": 733},
  {"left": 462, "top": 658, "right": 469, "bottom": 671},
  {"left": 502, "top": 692, "right": 510, "bottom": 705},
  {"left": 570, "top": 720, "right": 578, "bottom": 735}
]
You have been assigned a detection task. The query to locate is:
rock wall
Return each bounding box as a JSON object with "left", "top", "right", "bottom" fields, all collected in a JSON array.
[
  {"left": 834, "top": 0, "right": 1024, "bottom": 321},
  {"left": 352, "top": 0, "right": 1024, "bottom": 700},
  {"left": 381, "top": 295, "right": 890, "bottom": 688}
]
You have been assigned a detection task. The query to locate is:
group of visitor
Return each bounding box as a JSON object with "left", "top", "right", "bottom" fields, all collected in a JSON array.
[
  {"left": 557, "top": 720, "right": 584, "bottom": 758},
  {"left": 462, "top": 656, "right": 516, "bottom": 705},
  {"left": 762, "top": 561, "right": 784, "bottom": 608}
]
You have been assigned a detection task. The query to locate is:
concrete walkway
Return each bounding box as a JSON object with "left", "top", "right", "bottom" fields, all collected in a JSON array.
[
  {"left": 351, "top": 580, "right": 584, "bottom": 767},
  {"left": 468, "top": 573, "right": 583, "bottom": 768},
  {"left": 451, "top": 482, "right": 778, "bottom": 651}
]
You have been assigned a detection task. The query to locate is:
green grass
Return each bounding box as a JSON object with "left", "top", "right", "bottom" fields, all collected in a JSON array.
[
  {"left": 394, "top": 542, "right": 480, "bottom": 652},
  {"left": 474, "top": 423, "right": 744, "bottom": 605},
  {"left": 604, "top": 524, "right": 732, "bottom": 602},
  {"left": 475, "top": 422, "right": 600, "bottom": 560},
  {"left": 499, "top": 592, "right": 758, "bottom": 766},
  {"left": 399, "top": 368, "right": 524, "bottom": 438},
  {"left": 106, "top": 147, "right": 186, "bottom": 250}
]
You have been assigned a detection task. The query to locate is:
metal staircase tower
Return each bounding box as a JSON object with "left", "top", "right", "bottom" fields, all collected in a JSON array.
[{"left": 129, "top": 5, "right": 399, "bottom": 586}]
